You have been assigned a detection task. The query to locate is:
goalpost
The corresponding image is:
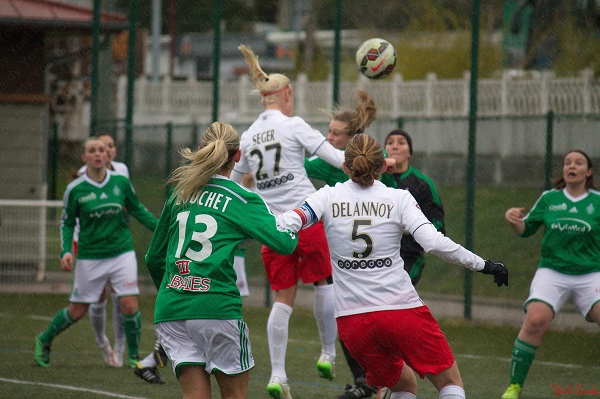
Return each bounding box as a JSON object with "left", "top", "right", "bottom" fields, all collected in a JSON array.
[{"left": 0, "top": 200, "right": 62, "bottom": 282}]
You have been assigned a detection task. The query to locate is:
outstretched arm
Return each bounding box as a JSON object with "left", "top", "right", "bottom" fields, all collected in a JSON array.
[
  {"left": 411, "top": 222, "right": 508, "bottom": 287},
  {"left": 313, "top": 141, "right": 345, "bottom": 169}
]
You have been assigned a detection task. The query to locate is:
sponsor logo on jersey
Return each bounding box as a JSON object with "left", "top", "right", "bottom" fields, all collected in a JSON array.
[
  {"left": 79, "top": 192, "right": 97, "bottom": 203},
  {"left": 166, "top": 274, "right": 211, "bottom": 292},
  {"left": 337, "top": 257, "right": 392, "bottom": 270},
  {"left": 123, "top": 280, "right": 137, "bottom": 288},
  {"left": 175, "top": 260, "right": 191, "bottom": 275},
  {"left": 550, "top": 218, "right": 591, "bottom": 233},
  {"left": 549, "top": 203, "right": 567, "bottom": 211},
  {"left": 256, "top": 173, "right": 294, "bottom": 190},
  {"left": 88, "top": 205, "right": 123, "bottom": 219}
]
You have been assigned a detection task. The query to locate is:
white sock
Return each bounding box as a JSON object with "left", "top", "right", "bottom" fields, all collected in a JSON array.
[
  {"left": 390, "top": 392, "right": 417, "bottom": 399},
  {"left": 111, "top": 294, "right": 125, "bottom": 354},
  {"left": 313, "top": 284, "right": 337, "bottom": 361},
  {"left": 267, "top": 302, "right": 292, "bottom": 382},
  {"left": 89, "top": 300, "right": 108, "bottom": 347},
  {"left": 439, "top": 385, "right": 466, "bottom": 399},
  {"left": 139, "top": 351, "right": 156, "bottom": 368}
]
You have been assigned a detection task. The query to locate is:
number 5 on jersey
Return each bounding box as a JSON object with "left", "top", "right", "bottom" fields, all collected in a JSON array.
[{"left": 352, "top": 219, "right": 373, "bottom": 258}]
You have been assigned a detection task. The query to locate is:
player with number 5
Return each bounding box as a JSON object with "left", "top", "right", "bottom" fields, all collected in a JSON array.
[{"left": 276, "top": 134, "right": 509, "bottom": 399}]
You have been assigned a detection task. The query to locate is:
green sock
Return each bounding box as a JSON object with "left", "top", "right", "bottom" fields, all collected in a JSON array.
[
  {"left": 40, "top": 307, "right": 76, "bottom": 344},
  {"left": 509, "top": 337, "right": 538, "bottom": 386},
  {"left": 122, "top": 311, "right": 142, "bottom": 359}
]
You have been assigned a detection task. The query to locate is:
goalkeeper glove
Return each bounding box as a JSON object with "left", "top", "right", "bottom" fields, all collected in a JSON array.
[{"left": 479, "top": 260, "right": 509, "bottom": 287}]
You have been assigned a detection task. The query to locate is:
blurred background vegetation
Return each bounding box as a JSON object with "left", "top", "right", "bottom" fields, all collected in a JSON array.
[{"left": 107, "top": 0, "right": 599, "bottom": 79}]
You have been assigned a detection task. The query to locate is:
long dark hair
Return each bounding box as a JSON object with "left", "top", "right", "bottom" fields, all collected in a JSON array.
[{"left": 552, "top": 149, "right": 595, "bottom": 190}]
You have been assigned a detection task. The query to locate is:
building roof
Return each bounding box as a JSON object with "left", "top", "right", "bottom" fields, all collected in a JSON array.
[{"left": 0, "top": 0, "right": 128, "bottom": 30}]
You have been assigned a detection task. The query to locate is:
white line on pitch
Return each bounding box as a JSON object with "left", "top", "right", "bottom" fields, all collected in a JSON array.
[
  {"left": 3, "top": 313, "right": 597, "bottom": 372},
  {"left": 0, "top": 377, "right": 147, "bottom": 399},
  {"left": 287, "top": 339, "right": 599, "bottom": 371},
  {"left": 0, "top": 312, "right": 155, "bottom": 330},
  {"left": 454, "top": 353, "right": 600, "bottom": 370}
]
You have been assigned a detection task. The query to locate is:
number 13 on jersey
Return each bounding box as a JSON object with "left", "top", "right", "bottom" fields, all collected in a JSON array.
[{"left": 175, "top": 211, "right": 218, "bottom": 262}]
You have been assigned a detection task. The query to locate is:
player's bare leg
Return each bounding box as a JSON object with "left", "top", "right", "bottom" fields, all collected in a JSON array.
[
  {"left": 215, "top": 369, "right": 250, "bottom": 399},
  {"left": 389, "top": 362, "right": 417, "bottom": 397},
  {"left": 588, "top": 302, "right": 600, "bottom": 325},
  {"left": 178, "top": 365, "right": 212, "bottom": 399},
  {"left": 426, "top": 361, "right": 465, "bottom": 399}
]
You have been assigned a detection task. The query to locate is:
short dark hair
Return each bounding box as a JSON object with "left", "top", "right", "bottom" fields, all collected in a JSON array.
[{"left": 385, "top": 129, "right": 413, "bottom": 155}]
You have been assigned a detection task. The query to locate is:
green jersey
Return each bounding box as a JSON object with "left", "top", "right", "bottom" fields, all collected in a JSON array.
[
  {"left": 145, "top": 175, "right": 298, "bottom": 324},
  {"left": 60, "top": 171, "right": 157, "bottom": 259},
  {"left": 304, "top": 154, "right": 397, "bottom": 188},
  {"left": 522, "top": 188, "right": 600, "bottom": 275}
]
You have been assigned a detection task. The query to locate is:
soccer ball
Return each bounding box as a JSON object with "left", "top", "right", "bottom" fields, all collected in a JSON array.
[{"left": 355, "top": 38, "right": 397, "bottom": 79}]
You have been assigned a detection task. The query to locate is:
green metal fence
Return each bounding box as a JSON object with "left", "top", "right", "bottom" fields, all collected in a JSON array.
[{"left": 46, "top": 113, "right": 599, "bottom": 310}]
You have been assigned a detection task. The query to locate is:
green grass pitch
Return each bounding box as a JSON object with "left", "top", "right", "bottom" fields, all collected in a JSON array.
[{"left": 1, "top": 293, "right": 597, "bottom": 398}]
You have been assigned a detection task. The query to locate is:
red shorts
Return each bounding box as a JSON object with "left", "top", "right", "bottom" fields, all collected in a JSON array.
[
  {"left": 262, "top": 222, "right": 331, "bottom": 290},
  {"left": 336, "top": 306, "right": 455, "bottom": 387}
]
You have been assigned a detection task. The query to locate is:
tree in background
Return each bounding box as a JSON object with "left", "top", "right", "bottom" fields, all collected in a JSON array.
[{"left": 111, "top": 0, "right": 598, "bottom": 78}]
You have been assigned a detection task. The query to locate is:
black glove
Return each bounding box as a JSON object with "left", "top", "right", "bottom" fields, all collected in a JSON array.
[{"left": 479, "top": 260, "right": 509, "bottom": 287}]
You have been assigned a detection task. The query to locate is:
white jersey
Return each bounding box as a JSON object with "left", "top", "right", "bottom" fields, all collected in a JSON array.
[
  {"left": 278, "top": 180, "right": 485, "bottom": 317},
  {"left": 78, "top": 161, "right": 130, "bottom": 179},
  {"left": 233, "top": 109, "right": 342, "bottom": 215}
]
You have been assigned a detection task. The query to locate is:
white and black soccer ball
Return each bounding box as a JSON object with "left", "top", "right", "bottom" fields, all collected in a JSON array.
[{"left": 355, "top": 38, "right": 397, "bottom": 79}]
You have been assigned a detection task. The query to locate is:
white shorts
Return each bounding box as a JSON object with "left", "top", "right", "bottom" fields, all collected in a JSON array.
[
  {"left": 155, "top": 319, "right": 254, "bottom": 378},
  {"left": 233, "top": 255, "right": 250, "bottom": 297},
  {"left": 69, "top": 251, "right": 139, "bottom": 303},
  {"left": 526, "top": 267, "right": 600, "bottom": 321}
]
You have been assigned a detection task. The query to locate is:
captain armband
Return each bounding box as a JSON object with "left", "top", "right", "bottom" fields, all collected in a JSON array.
[{"left": 292, "top": 202, "right": 318, "bottom": 229}]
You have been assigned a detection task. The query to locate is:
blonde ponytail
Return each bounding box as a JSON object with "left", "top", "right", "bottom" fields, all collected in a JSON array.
[
  {"left": 169, "top": 122, "right": 240, "bottom": 203},
  {"left": 238, "top": 44, "right": 291, "bottom": 105}
]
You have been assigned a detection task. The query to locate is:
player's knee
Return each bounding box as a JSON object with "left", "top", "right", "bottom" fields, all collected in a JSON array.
[
  {"left": 524, "top": 310, "right": 552, "bottom": 333},
  {"left": 68, "top": 303, "right": 89, "bottom": 321},
  {"left": 586, "top": 303, "right": 600, "bottom": 324},
  {"left": 119, "top": 296, "right": 139, "bottom": 315}
]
